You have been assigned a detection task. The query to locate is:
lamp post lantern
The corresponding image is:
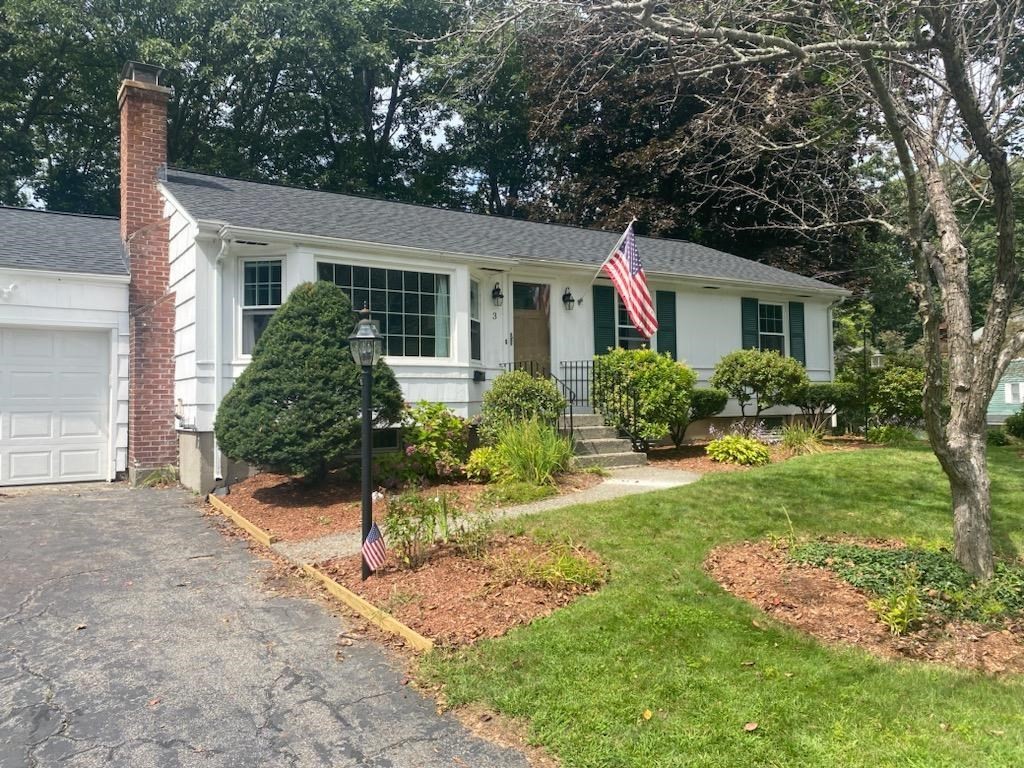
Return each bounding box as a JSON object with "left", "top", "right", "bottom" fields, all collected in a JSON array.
[{"left": 348, "top": 307, "right": 383, "bottom": 580}]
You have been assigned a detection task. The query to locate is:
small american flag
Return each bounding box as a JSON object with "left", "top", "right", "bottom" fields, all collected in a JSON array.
[
  {"left": 602, "top": 222, "right": 657, "bottom": 338},
  {"left": 362, "top": 522, "right": 387, "bottom": 572}
]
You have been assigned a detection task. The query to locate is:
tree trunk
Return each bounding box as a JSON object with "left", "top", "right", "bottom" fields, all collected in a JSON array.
[{"left": 937, "top": 432, "right": 995, "bottom": 580}]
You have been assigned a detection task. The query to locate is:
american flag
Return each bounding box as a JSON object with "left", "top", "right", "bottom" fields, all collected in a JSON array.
[
  {"left": 361, "top": 522, "right": 387, "bottom": 572},
  {"left": 602, "top": 223, "right": 657, "bottom": 338}
]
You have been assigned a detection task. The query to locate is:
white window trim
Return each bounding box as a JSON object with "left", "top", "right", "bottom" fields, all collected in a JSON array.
[
  {"left": 758, "top": 301, "right": 786, "bottom": 353},
  {"left": 238, "top": 256, "right": 285, "bottom": 359},
  {"left": 1005, "top": 381, "right": 1022, "bottom": 404},
  {"left": 314, "top": 257, "right": 458, "bottom": 363}
]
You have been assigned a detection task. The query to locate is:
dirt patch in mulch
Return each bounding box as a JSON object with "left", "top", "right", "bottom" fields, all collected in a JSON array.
[
  {"left": 225, "top": 471, "right": 601, "bottom": 542},
  {"left": 319, "top": 535, "right": 604, "bottom": 646},
  {"left": 648, "top": 438, "right": 872, "bottom": 474},
  {"left": 706, "top": 541, "right": 1024, "bottom": 675}
]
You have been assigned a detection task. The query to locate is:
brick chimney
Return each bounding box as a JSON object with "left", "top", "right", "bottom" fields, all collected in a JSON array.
[{"left": 119, "top": 61, "right": 178, "bottom": 484}]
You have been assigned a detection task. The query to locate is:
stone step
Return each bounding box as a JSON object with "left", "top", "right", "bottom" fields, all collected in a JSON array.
[
  {"left": 564, "top": 413, "right": 605, "bottom": 428},
  {"left": 573, "top": 451, "right": 648, "bottom": 469},
  {"left": 573, "top": 437, "right": 636, "bottom": 456},
  {"left": 566, "top": 425, "right": 619, "bottom": 440}
]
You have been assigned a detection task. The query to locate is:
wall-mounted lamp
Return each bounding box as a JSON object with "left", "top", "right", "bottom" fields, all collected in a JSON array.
[
  {"left": 561, "top": 287, "right": 576, "bottom": 310},
  {"left": 491, "top": 282, "right": 504, "bottom": 307}
]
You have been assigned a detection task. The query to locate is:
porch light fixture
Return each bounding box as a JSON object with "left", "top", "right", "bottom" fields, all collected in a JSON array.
[
  {"left": 348, "top": 306, "right": 383, "bottom": 580},
  {"left": 561, "top": 287, "right": 576, "bottom": 310},
  {"left": 491, "top": 282, "right": 504, "bottom": 307}
]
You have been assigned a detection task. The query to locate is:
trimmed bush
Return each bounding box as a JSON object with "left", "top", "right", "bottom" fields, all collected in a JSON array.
[
  {"left": 494, "top": 418, "right": 574, "bottom": 485},
  {"left": 793, "top": 381, "right": 857, "bottom": 433},
  {"left": 670, "top": 387, "right": 729, "bottom": 448},
  {"left": 866, "top": 425, "right": 918, "bottom": 446},
  {"left": 986, "top": 428, "right": 1010, "bottom": 447},
  {"left": 705, "top": 435, "right": 771, "bottom": 466},
  {"left": 593, "top": 348, "right": 697, "bottom": 451},
  {"left": 710, "top": 349, "right": 809, "bottom": 423},
  {"left": 1004, "top": 408, "right": 1024, "bottom": 439},
  {"left": 872, "top": 365, "right": 925, "bottom": 426},
  {"left": 465, "top": 446, "right": 508, "bottom": 483},
  {"left": 479, "top": 370, "right": 566, "bottom": 445},
  {"left": 215, "top": 281, "right": 403, "bottom": 480}
]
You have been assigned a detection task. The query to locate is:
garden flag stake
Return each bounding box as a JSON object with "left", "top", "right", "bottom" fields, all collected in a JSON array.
[
  {"left": 362, "top": 522, "right": 387, "bottom": 572},
  {"left": 596, "top": 221, "right": 658, "bottom": 338}
]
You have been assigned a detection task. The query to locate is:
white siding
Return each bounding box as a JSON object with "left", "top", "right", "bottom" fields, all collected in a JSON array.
[{"left": 0, "top": 269, "right": 129, "bottom": 476}]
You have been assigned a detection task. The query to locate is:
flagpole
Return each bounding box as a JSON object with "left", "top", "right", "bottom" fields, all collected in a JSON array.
[{"left": 590, "top": 218, "right": 637, "bottom": 284}]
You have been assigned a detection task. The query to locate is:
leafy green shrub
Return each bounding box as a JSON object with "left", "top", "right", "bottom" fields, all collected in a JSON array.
[
  {"left": 464, "top": 446, "right": 508, "bottom": 483},
  {"left": 1004, "top": 408, "right": 1024, "bottom": 439},
  {"left": 781, "top": 423, "right": 825, "bottom": 454},
  {"left": 705, "top": 435, "right": 771, "bottom": 466},
  {"left": 593, "top": 348, "right": 697, "bottom": 451},
  {"left": 869, "top": 569, "right": 925, "bottom": 636},
  {"left": 215, "top": 282, "right": 403, "bottom": 481},
  {"left": 793, "top": 381, "right": 857, "bottom": 433},
  {"left": 478, "top": 370, "right": 566, "bottom": 445},
  {"left": 480, "top": 481, "right": 558, "bottom": 506},
  {"left": 384, "top": 491, "right": 461, "bottom": 569},
  {"left": 866, "top": 425, "right": 918, "bottom": 446},
  {"left": 670, "top": 387, "right": 729, "bottom": 448},
  {"left": 790, "top": 541, "right": 1024, "bottom": 624},
  {"left": 404, "top": 401, "right": 470, "bottom": 480},
  {"left": 710, "top": 349, "right": 809, "bottom": 424},
  {"left": 871, "top": 365, "right": 925, "bottom": 426},
  {"left": 373, "top": 450, "right": 419, "bottom": 489},
  {"left": 986, "top": 428, "right": 1010, "bottom": 446},
  {"left": 495, "top": 418, "right": 574, "bottom": 485}
]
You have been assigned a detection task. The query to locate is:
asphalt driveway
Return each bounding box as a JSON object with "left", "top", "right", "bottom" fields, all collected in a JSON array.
[{"left": 0, "top": 485, "right": 528, "bottom": 768}]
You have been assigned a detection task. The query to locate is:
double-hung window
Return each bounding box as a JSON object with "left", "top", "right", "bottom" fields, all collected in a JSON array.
[
  {"left": 470, "top": 280, "right": 482, "bottom": 361},
  {"left": 617, "top": 296, "right": 649, "bottom": 350},
  {"left": 758, "top": 303, "right": 785, "bottom": 354},
  {"left": 241, "top": 259, "right": 282, "bottom": 355},
  {"left": 317, "top": 262, "right": 451, "bottom": 357},
  {"left": 1005, "top": 382, "right": 1024, "bottom": 404}
]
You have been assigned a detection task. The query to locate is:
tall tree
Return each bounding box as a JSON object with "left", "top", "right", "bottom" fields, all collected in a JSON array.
[{"left": 460, "top": 0, "right": 1024, "bottom": 578}]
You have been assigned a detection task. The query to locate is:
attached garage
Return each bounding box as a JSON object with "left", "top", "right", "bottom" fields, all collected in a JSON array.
[{"left": 0, "top": 207, "right": 129, "bottom": 486}]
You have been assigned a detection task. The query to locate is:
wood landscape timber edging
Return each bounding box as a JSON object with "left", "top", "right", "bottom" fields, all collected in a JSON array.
[
  {"left": 300, "top": 563, "right": 435, "bottom": 653},
  {"left": 207, "top": 494, "right": 278, "bottom": 546}
]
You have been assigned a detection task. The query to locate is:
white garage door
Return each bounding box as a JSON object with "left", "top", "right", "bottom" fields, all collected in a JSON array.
[{"left": 0, "top": 327, "right": 110, "bottom": 485}]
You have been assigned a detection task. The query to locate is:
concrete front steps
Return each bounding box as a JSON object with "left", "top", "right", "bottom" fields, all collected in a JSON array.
[{"left": 562, "top": 412, "right": 648, "bottom": 469}]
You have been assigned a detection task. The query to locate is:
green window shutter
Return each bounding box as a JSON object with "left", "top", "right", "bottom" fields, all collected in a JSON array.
[
  {"left": 656, "top": 290, "right": 676, "bottom": 359},
  {"left": 593, "top": 284, "right": 616, "bottom": 355},
  {"left": 789, "top": 301, "right": 806, "bottom": 365},
  {"left": 741, "top": 297, "right": 759, "bottom": 349}
]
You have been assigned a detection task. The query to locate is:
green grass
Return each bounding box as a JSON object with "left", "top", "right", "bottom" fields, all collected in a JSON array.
[{"left": 422, "top": 445, "right": 1024, "bottom": 767}]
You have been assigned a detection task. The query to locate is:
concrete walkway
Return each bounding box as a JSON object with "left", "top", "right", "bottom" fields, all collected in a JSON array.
[
  {"left": 272, "top": 465, "right": 700, "bottom": 564},
  {"left": 0, "top": 486, "right": 529, "bottom": 768}
]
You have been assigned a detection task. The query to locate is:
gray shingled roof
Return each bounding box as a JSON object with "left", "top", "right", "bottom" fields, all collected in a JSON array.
[
  {"left": 163, "top": 170, "right": 844, "bottom": 294},
  {"left": 0, "top": 207, "right": 126, "bottom": 276}
]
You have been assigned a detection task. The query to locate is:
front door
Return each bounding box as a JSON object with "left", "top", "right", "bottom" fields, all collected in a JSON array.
[{"left": 512, "top": 282, "right": 551, "bottom": 376}]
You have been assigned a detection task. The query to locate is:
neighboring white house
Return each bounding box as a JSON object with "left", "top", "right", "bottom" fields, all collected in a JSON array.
[
  {"left": 0, "top": 61, "right": 849, "bottom": 492},
  {"left": 0, "top": 207, "right": 129, "bottom": 485}
]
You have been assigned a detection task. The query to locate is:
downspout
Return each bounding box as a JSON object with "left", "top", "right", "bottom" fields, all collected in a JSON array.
[{"left": 212, "top": 233, "right": 231, "bottom": 483}]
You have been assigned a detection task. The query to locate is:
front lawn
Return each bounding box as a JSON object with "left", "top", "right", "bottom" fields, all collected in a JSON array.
[{"left": 422, "top": 445, "right": 1024, "bottom": 767}]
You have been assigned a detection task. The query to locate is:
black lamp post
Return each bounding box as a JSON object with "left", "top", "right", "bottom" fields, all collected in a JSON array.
[{"left": 348, "top": 307, "right": 383, "bottom": 580}]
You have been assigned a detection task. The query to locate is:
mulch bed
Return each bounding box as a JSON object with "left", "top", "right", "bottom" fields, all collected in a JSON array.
[
  {"left": 320, "top": 536, "right": 604, "bottom": 646},
  {"left": 226, "top": 471, "right": 601, "bottom": 542},
  {"left": 648, "top": 437, "right": 871, "bottom": 474},
  {"left": 706, "top": 541, "right": 1024, "bottom": 675}
]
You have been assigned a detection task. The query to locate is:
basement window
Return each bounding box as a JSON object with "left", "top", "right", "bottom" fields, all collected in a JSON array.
[{"left": 242, "top": 259, "right": 282, "bottom": 355}]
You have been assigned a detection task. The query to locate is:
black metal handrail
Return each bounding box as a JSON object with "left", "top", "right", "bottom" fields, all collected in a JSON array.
[{"left": 574, "top": 358, "right": 645, "bottom": 451}]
